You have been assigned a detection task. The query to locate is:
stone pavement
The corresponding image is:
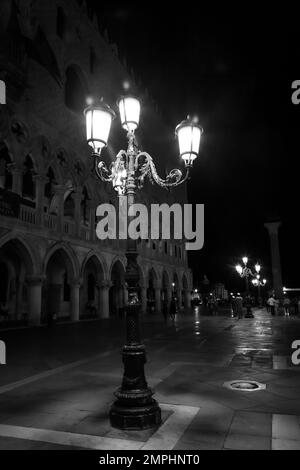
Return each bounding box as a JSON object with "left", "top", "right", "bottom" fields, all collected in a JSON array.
[{"left": 0, "top": 308, "right": 300, "bottom": 450}]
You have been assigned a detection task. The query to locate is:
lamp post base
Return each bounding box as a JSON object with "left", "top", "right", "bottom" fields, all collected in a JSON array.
[
  {"left": 110, "top": 397, "right": 161, "bottom": 430},
  {"left": 109, "top": 301, "right": 162, "bottom": 430}
]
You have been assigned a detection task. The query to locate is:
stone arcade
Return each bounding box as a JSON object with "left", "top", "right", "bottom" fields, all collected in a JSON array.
[{"left": 0, "top": 0, "right": 192, "bottom": 326}]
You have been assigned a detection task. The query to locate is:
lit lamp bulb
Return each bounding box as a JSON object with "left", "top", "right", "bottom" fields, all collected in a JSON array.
[
  {"left": 175, "top": 116, "right": 203, "bottom": 167},
  {"left": 84, "top": 100, "right": 116, "bottom": 155},
  {"left": 255, "top": 263, "right": 261, "bottom": 273},
  {"left": 242, "top": 257, "right": 248, "bottom": 266},
  {"left": 118, "top": 95, "right": 141, "bottom": 133},
  {"left": 236, "top": 265, "right": 243, "bottom": 275}
]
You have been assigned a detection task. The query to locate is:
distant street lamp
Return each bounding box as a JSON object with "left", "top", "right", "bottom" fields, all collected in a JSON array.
[
  {"left": 252, "top": 275, "right": 267, "bottom": 306},
  {"left": 235, "top": 258, "right": 262, "bottom": 318},
  {"left": 85, "top": 96, "right": 202, "bottom": 430}
]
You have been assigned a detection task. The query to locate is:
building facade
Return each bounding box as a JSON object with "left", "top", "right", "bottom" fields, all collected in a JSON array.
[{"left": 0, "top": 0, "right": 192, "bottom": 326}]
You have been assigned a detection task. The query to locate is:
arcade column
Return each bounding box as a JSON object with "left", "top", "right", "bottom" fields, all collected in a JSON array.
[
  {"left": 99, "top": 281, "right": 111, "bottom": 319},
  {"left": 27, "top": 277, "right": 43, "bottom": 326},
  {"left": 70, "top": 281, "right": 81, "bottom": 322}
]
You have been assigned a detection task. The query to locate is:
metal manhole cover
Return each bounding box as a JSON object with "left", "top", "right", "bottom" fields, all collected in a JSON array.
[{"left": 223, "top": 380, "right": 266, "bottom": 391}]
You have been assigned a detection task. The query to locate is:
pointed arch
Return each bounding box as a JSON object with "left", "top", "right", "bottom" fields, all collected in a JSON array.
[
  {"left": 81, "top": 251, "right": 108, "bottom": 282},
  {"left": 43, "top": 242, "right": 80, "bottom": 280},
  {"left": 0, "top": 233, "right": 40, "bottom": 276}
]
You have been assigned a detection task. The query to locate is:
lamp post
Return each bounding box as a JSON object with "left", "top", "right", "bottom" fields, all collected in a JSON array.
[
  {"left": 85, "top": 96, "right": 202, "bottom": 430},
  {"left": 252, "top": 274, "right": 267, "bottom": 307},
  {"left": 235, "top": 257, "right": 261, "bottom": 318}
]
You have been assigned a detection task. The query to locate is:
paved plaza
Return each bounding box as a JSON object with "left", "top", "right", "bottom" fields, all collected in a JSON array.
[{"left": 0, "top": 308, "right": 300, "bottom": 450}]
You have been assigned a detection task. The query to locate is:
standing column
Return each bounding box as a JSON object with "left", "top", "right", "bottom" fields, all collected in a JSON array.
[
  {"left": 27, "top": 277, "right": 43, "bottom": 326},
  {"left": 166, "top": 287, "right": 172, "bottom": 311},
  {"left": 155, "top": 287, "right": 161, "bottom": 313},
  {"left": 184, "top": 290, "right": 191, "bottom": 309},
  {"left": 264, "top": 221, "right": 283, "bottom": 300},
  {"left": 9, "top": 165, "right": 22, "bottom": 196},
  {"left": 54, "top": 185, "right": 66, "bottom": 233},
  {"left": 99, "top": 281, "right": 111, "bottom": 318},
  {"left": 33, "top": 175, "right": 48, "bottom": 226},
  {"left": 14, "top": 278, "right": 23, "bottom": 321},
  {"left": 70, "top": 281, "right": 80, "bottom": 322},
  {"left": 72, "top": 188, "right": 83, "bottom": 238},
  {"left": 177, "top": 283, "right": 183, "bottom": 310}
]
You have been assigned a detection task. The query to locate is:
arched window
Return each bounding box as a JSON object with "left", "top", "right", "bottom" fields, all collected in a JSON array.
[
  {"left": 65, "top": 66, "right": 88, "bottom": 113},
  {"left": 57, "top": 7, "right": 67, "bottom": 39},
  {"left": 64, "top": 192, "right": 75, "bottom": 219},
  {"left": 22, "top": 155, "right": 35, "bottom": 200},
  {"left": 0, "top": 146, "right": 12, "bottom": 191},
  {"left": 45, "top": 167, "right": 57, "bottom": 200},
  {"left": 0, "top": 263, "right": 8, "bottom": 303},
  {"left": 81, "top": 186, "right": 89, "bottom": 225}
]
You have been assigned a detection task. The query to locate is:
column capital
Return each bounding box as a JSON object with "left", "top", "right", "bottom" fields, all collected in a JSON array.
[
  {"left": 70, "top": 278, "right": 81, "bottom": 288},
  {"left": 71, "top": 191, "right": 83, "bottom": 202},
  {"left": 264, "top": 221, "right": 281, "bottom": 235},
  {"left": 26, "top": 276, "right": 44, "bottom": 286},
  {"left": 7, "top": 163, "right": 21, "bottom": 174},
  {"left": 100, "top": 280, "right": 113, "bottom": 289},
  {"left": 33, "top": 174, "right": 49, "bottom": 184}
]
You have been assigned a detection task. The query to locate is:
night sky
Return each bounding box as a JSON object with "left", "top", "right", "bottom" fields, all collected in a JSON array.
[{"left": 88, "top": 3, "right": 300, "bottom": 291}]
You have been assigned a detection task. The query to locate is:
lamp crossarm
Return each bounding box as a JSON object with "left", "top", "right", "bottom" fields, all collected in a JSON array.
[
  {"left": 240, "top": 267, "right": 255, "bottom": 278},
  {"left": 134, "top": 152, "right": 190, "bottom": 189},
  {"left": 94, "top": 150, "right": 128, "bottom": 184}
]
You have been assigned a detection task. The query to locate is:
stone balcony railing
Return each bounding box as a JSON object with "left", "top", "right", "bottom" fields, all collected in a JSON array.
[{"left": 2, "top": 200, "right": 187, "bottom": 265}]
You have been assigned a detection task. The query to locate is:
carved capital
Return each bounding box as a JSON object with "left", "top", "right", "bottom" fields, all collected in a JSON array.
[{"left": 264, "top": 221, "right": 281, "bottom": 236}]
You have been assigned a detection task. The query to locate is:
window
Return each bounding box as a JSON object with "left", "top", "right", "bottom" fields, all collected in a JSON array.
[
  {"left": 164, "top": 242, "right": 168, "bottom": 254},
  {"left": 81, "top": 187, "right": 89, "bottom": 225},
  {"left": 152, "top": 242, "right": 156, "bottom": 250},
  {"left": 175, "top": 245, "right": 177, "bottom": 257},
  {"left": 64, "top": 192, "right": 75, "bottom": 219},
  {"left": 45, "top": 167, "right": 56, "bottom": 199},
  {"left": 0, "top": 146, "right": 12, "bottom": 191},
  {"left": 22, "top": 155, "right": 35, "bottom": 200}
]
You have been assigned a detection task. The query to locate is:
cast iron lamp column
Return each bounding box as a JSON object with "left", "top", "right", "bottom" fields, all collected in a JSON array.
[
  {"left": 235, "top": 257, "right": 261, "bottom": 318},
  {"left": 252, "top": 273, "right": 267, "bottom": 307},
  {"left": 84, "top": 96, "right": 202, "bottom": 430}
]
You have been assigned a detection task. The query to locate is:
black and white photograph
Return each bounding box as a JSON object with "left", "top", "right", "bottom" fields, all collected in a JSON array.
[{"left": 0, "top": 0, "right": 300, "bottom": 458}]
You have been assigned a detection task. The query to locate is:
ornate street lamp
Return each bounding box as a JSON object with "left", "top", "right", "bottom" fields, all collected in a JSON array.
[
  {"left": 252, "top": 274, "right": 267, "bottom": 306},
  {"left": 235, "top": 257, "right": 261, "bottom": 318},
  {"left": 85, "top": 96, "right": 202, "bottom": 430}
]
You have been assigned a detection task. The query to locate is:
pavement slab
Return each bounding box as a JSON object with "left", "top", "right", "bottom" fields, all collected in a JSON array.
[{"left": 0, "top": 308, "right": 300, "bottom": 449}]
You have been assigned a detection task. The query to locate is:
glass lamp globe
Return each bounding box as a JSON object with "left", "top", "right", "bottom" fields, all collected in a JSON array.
[
  {"left": 118, "top": 95, "right": 141, "bottom": 133},
  {"left": 84, "top": 101, "right": 116, "bottom": 155},
  {"left": 175, "top": 117, "right": 203, "bottom": 167}
]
